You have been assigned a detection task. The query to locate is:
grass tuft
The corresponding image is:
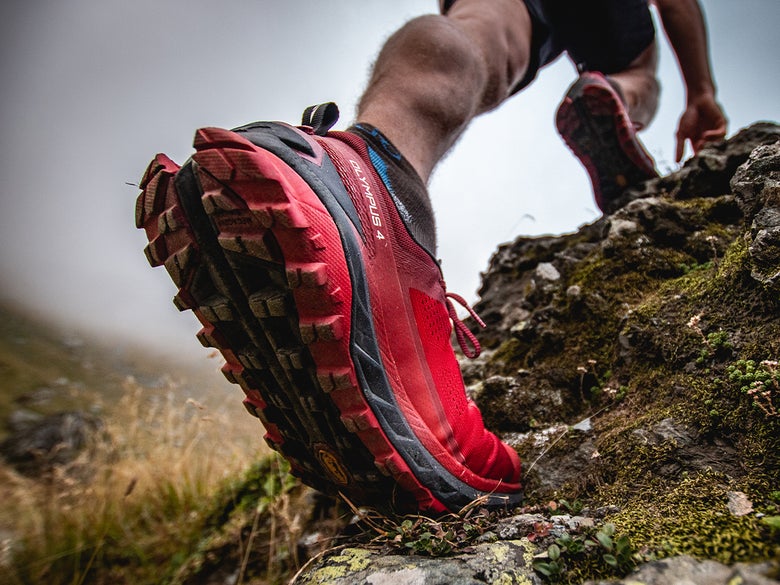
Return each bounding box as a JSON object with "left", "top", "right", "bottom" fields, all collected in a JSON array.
[{"left": 0, "top": 376, "right": 262, "bottom": 585}]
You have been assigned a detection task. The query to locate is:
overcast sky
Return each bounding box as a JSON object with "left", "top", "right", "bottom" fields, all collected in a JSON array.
[{"left": 1, "top": 1, "right": 778, "bottom": 360}]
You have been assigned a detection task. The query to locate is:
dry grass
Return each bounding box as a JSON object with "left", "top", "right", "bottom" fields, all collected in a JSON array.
[{"left": 0, "top": 375, "right": 267, "bottom": 584}]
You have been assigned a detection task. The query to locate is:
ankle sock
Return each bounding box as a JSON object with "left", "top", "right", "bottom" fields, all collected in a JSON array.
[{"left": 349, "top": 123, "right": 437, "bottom": 256}]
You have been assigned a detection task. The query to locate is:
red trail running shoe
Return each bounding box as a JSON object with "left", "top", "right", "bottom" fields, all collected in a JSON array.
[
  {"left": 556, "top": 71, "right": 659, "bottom": 213},
  {"left": 135, "top": 104, "right": 522, "bottom": 513}
]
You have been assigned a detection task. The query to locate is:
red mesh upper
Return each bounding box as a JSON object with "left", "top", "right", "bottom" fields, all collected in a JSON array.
[
  {"left": 410, "top": 288, "right": 520, "bottom": 483},
  {"left": 317, "top": 130, "right": 521, "bottom": 487}
]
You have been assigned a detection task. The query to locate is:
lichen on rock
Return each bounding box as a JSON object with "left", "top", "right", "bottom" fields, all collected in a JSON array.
[{"left": 296, "top": 539, "right": 542, "bottom": 585}]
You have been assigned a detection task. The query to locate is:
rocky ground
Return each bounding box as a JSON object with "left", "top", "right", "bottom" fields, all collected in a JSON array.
[
  {"left": 3, "top": 123, "right": 779, "bottom": 584},
  {"left": 293, "top": 123, "right": 780, "bottom": 583}
]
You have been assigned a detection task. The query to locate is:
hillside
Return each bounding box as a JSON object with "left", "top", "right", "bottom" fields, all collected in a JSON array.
[
  {"left": 296, "top": 124, "right": 780, "bottom": 583},
  {"left": 0, "top": 302, "right": 264, "bottom": 584},
  {"left": 0, "top": 300, "right": 243, "bottom": 429},
  {"left": 1, "top": 122, "right": 778, "bottom": 584}
]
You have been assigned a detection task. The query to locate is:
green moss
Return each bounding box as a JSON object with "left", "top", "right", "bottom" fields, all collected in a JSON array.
[
  {"left": 526, "top": 209, "right": 779, "bottom": 565},
  {"left": 484, "top": 184, "right": 780, "bottom": 580},
  {"left": 204, "top": 454, "right": 296, "bottom": 527},
  {"left": 610, "top": 472, "right": 780, "bottom": 565},
  {"left": 491, "top": 338, "right": 526, "bottom": 368}
]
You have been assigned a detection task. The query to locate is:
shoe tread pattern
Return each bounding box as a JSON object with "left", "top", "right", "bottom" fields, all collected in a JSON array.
[
  {"left": 136, "top": 143, "right": 416, "bottom": 509},
  {"left": 557, "top": 80, "right": 657, "bottom": 210}
]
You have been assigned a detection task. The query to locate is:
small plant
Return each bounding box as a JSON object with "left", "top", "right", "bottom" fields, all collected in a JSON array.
[
  {"left": 705, "top": 234, "right": 721, "bottom": 269},
  {"left": 576, "top": 360, "right": 618, "bottom": 402},
  {"left": 534, "top": 523, "right": 636, "bottom": 582},
  {"left": 677, "top": 260, "right": 714, "bottom": 275},
  {"left": 556, "top": 499, "right": 584, "bottom": 515},
  {"left": 577, "top": 359, "right": 598, "bottom": 401},
  {"left": 394, "top": 519, "right": 456, "bottom": 556},
  {"left": 534, "top": 542, "right": 565, "bottom": 580},
  {"left": 585, "top": 523, "right": 634, "bottom": 572},
  {"left": 706, "top": 330, "right": 731, "bottom": 350},
  {"left": 688, "top": 313, "right": 732, "bottom": 364},
  {"left": 688, "top": 313, "right": 706, "bottom": 340},
  {"left": 237, "top": 456, "right": 300, "bottom": 584},
  {"left": 727, "top": 359, "right": 779, "bottom": 418},
  {"left": 763, "top": 516, "right": 780, "bottom": 532}
]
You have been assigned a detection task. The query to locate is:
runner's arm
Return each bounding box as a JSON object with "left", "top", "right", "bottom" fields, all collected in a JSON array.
[{"left": 652, "top": 0, "right": 727, "bottom": 160}]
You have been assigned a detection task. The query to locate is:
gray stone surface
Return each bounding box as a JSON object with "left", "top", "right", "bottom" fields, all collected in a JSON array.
[
  {"left": 295, "top": 540, "right": 541, "bottom": 585},
  {"left": 585, "top": 555, "right": 780, "bottom": 585}
]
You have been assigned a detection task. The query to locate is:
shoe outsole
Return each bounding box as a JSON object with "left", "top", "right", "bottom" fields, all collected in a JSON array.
[
  {"left": 137, "top": 125, "right": 522, "bottom": 513},
  {"left": 556, "top": 74, "right": 658, "bottom": 212},
  {"left": 136, "top": 141, "right": 417, "bottom": 509}
]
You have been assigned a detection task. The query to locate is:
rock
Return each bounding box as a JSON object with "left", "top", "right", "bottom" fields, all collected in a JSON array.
[
  {"left": 607, "top": 218, "right": 639, "bottom": 239},
  {"left": 731, "top": 141, "right": 780, "bottom": 289},
  {"left": 631, "top": 417, "right": 695, "bottom": 447},
  {"left": 295, "top": 540, "right": 542, "bottom": 585},
  {"left": 0, "top": 410, "right": 106, "bottom": 477},
  {"left": 620, "top": 122, "right": 780, "bottom": 208},
  {"left": 726, "top": 491, "right": 754, "bottom": 517},
  {"left": 6, "top": 408, "right": 44, "bottom": 430},
  {"left": 535, "top": 262, "right": 561, "bottom": 282},
  {"left": 495, "top": 514, "right": 548, "bottom": 539},
  {"left": 732, "top": 140, "right": 780, "bottom": 219},
  {"left": 585, "top": 555, "right": 780, "bottom": 585},
  {"left": 477, "top": 125, "right": 779, "bottom": 568}
]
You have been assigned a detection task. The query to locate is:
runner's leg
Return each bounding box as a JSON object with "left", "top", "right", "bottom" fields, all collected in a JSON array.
[
  {"left": 608, "top": 42, "right": 660, "bottom": 130},
  {"left": 357, "top": 0, "right": 534, "bottom": 183}
]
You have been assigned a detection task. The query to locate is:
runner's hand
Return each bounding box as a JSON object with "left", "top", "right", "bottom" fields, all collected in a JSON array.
[{"left": 675, "top": 94, "right": 727, "bottom": 161}]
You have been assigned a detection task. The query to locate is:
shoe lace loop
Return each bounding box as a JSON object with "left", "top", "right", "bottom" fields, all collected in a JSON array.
[{"left": 444, "top": 289, "right": 486, "bottom": 359}]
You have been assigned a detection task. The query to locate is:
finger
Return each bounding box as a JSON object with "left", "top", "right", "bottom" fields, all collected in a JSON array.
[
  {"left": 701, "top": 128, "right": 726, "bottom": 142},
  {"left": 675, "top": 134, "right": 685, "bottom": 162}
]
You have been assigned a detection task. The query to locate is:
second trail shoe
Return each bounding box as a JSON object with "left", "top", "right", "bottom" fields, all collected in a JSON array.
[
  {"left": 556, "top": 71, "right": 659, "bottom": 213},
  {"left": 135, "top": 103, "right": 522, "bottom": 513}
]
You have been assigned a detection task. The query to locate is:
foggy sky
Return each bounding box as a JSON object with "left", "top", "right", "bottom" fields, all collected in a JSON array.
[{"left": 1, "top": 0, "right": 778, "bottom": 359}]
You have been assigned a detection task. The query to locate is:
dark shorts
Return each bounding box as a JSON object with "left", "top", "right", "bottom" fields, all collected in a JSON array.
[{"left": 441, "top": 0, "right": 655, "bottom": 92}]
